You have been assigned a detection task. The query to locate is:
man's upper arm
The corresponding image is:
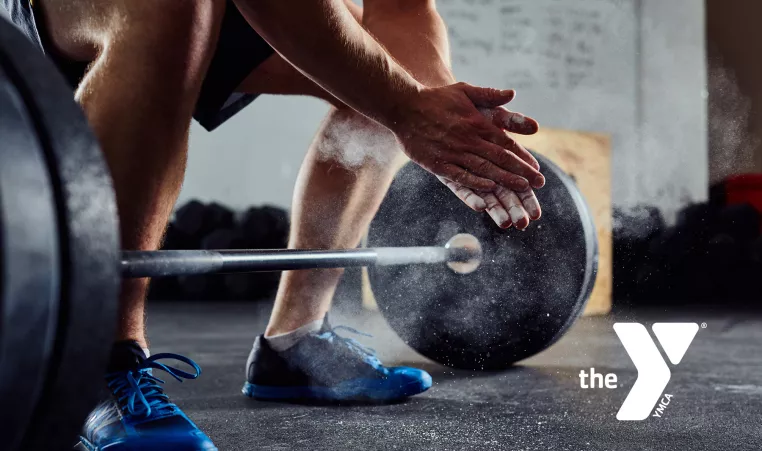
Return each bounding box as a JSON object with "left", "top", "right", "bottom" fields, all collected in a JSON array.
[{"left": 343, "top": 0, "right": 362, "bottom": 22}]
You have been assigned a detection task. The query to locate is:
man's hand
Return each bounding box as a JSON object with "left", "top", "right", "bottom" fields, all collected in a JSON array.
[
  {"left": 388, "top": 82, "right": 544, "bottom": 229},
  {"left": 389, "top": 83, "right": 545, "bottom": 193},
  {"left": 440, "top": 180, "right": 542, "bottom": 230},
  {"left": 439, "top": 102, "right": 543, "bottom": 230}
]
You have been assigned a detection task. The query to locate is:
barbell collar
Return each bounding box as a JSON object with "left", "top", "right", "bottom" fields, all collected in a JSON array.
[{"left": 121, "top": 246, "right": 478, "bottom": 278}]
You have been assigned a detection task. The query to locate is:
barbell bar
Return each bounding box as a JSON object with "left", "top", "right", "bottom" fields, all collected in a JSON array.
[{"left": 120, "top": 234, "right": 484, "bottom": 278}]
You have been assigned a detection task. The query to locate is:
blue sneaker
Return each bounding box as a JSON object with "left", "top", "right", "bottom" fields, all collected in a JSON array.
[
  {"left": 242, "top": 319, "right": 432, "bottom": 402},
  {"left": 76, "top": 342, "right": 216, "bottom": 451}
]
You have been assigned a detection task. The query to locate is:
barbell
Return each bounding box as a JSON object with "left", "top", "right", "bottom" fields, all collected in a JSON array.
[
  {"left": 120, "top": 235, "right": 482, "bottom": 278},
  {"left": 0, "top": 14, "right": 597, "bottom": 451}
]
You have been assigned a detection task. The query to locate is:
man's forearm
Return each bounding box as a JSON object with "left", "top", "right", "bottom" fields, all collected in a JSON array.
[
  {"left": 363, "top": 3, "right": 455, "bottom": 89},
  {"left": 234, "top": 0, "right": 422, "bottom": 128}
]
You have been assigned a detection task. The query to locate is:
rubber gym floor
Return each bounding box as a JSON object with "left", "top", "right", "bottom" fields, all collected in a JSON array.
[{"left": 147, "top": 301, "right": 761, "bottom": 451}]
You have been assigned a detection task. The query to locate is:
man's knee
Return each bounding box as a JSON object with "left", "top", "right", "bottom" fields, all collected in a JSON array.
[{"left": 315, "top": 107, "right": 404, "bottom": 170}]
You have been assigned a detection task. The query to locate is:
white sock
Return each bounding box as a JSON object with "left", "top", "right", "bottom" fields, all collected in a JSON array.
[
  {"left": 142, "top": 348, "right": 150, "bottom": 358},
  {"left": 265, "top": 319, "right": 323, "bottom": 352}
]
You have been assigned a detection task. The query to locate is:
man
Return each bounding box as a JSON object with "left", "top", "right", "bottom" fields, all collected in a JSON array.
[{"left": 5, "top": 0, "right": 543, "bottom": 449}]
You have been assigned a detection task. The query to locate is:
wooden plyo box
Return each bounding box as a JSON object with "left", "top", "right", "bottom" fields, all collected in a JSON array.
[
  {"left": 512, "top": 128, "right": 612, "bottom": 316},
  {"left": 362, "top": 128, "right": 613, "bottom": 317}
]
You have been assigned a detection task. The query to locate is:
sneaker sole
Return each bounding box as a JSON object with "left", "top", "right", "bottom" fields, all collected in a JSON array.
[
  {"left": 76, "top": 436, "right": 218, "bottom": 451},
  {"left": 242, "top": 377, "right": 430, "bottom": 402}
]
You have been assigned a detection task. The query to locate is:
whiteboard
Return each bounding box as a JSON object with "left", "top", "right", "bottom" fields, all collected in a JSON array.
[{"left": 440, "top": 0, "right": 637, "bottom": 137}]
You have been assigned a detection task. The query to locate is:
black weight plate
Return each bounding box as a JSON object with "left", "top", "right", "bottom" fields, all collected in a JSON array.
[
  {"left": 368, "top": 154, "right": 597, "bottom": 370},
  {"left": 0, "top": 16, "right": 121, "bottom": 450},
  {"left": 0, "top": 64, "right": 60, "bottom": 451}
]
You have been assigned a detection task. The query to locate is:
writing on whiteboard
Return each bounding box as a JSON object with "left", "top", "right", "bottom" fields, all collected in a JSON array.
[{"left": 440, "top": 0, "right": 620, "bottom": 90}]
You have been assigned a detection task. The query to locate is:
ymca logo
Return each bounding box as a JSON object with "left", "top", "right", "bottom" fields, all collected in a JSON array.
[{"left": 613, "top": 323, "right": 699, "bottom": 421}]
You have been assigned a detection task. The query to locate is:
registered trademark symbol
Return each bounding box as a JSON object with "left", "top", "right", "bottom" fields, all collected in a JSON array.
[{"left": 701, "top": 323, "right": 707, "bottom": 329}]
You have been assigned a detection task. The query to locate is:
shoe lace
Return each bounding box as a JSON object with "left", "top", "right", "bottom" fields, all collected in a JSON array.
[
  {"left": 317, "top": 325, "right": 383, "bottom": 369},
  {"left": 105, "top": 353, "right": 201, "bottom": 418}
]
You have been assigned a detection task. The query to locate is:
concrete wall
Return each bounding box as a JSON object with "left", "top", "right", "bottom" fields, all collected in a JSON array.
[
  {"left": 638, "top": 0, "right": 707, "bottom": 214},
  {"left": 706, "top": 0, "right": 762, "bottom": 184},
  {"left": 181, "top": 95, "right": 329, "bottom": 209}
]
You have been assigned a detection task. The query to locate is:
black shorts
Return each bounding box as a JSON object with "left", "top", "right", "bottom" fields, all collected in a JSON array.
[{"left": 2, "top": 0, "right": 275, "bottom": 131}]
